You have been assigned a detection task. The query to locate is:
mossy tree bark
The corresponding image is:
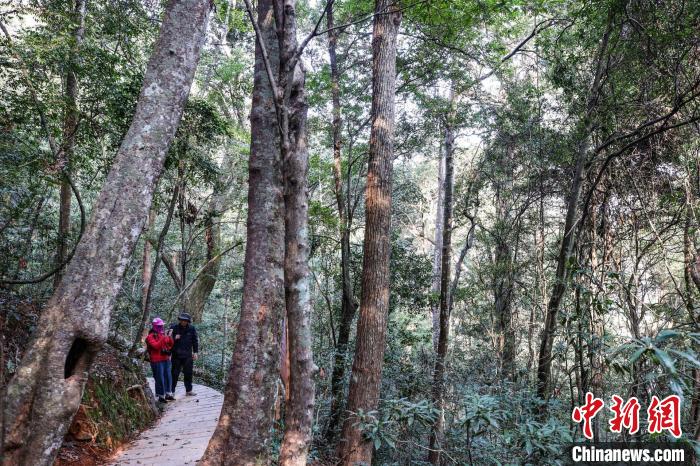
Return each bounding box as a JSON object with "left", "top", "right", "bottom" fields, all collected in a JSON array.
[{"left": 1, "top": 0, "right": 211, "bottom": 463}]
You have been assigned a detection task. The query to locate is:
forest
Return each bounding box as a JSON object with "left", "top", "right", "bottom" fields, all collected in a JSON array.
[{"left": 1, "top": 0, "right": 700, "bottom": 464}]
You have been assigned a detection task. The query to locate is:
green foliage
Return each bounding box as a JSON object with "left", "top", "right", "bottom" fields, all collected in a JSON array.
[
  {"left": 83, "top": 371, "right": 155, "bottom": 449},
  {"left": 514, "top": 417, "right": 573, "bottom": 464},
  {"left": 353, "top": 398, "right": 438, "bottom": 452},
  {"left": 444, "top": 389, "right": 572, "bottom": 464},
  {"left": 611, "top": 329, "right": 700, "bottom": 398},
  {"left": 4, "top": 0, "right": 700, "bottom": 463}
]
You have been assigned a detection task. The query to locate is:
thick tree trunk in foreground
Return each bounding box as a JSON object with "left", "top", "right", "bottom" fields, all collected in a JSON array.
[
  {"left": 277, "top": 2, "right": 315, "bottom": 463},
  {"left": 54, "top": 0, "right": 87, "bottom": 288},
  {"left": 337, "top": 2, "right": 401, "bottom": 464},
  {"left": 279, "top": 64, "right": 316, "bottom": 466},
  {"left": 326, "top": 0, "right": 359, "bottom": 440},
  {"left": 0, "top": 1, "right": 210, "bottom": 463},
  {"left": 201, "top": 0, "right": 286, "bottom": 463},
  {"left": 428, "top": 121, "right": 454, "bottom": 465}
]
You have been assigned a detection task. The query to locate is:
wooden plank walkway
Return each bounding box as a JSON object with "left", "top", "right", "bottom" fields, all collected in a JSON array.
[{"left": 108, "top": 378, "right": 223, "bottom": 466}]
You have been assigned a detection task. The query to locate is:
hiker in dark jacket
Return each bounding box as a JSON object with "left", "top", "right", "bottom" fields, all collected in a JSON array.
[{"left": 170, "top": 312, "right": 199, "bottom": 396}]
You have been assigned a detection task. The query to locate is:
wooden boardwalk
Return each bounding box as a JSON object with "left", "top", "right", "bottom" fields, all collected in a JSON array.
[{"left": 108, "top": 378, "right": 223, "bottom": 466}]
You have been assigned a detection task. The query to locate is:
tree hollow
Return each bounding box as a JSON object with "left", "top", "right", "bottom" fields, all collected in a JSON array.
[{"left": 64, "top": 337, "right": 89, "bottom": 379}]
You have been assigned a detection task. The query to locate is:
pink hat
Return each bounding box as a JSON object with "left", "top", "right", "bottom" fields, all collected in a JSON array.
[{"left": 152, "top": 318, "right": 165, "bottom": 333}]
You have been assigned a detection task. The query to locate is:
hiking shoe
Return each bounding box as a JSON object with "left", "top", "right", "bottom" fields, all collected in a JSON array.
[
  {"left": 186, "top": 391, "right": 196, "bottom": 396},
  {"left": 165, "top": 394, "right": 175, "bottom": 401},
  {"left": 157, "top": 396, "right": 166, "bottom": 403}
]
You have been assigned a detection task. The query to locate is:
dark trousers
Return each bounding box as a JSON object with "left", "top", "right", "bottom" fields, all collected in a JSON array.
[
  {"left": 171, "top": 355, "right": 193, "bottom": 392},
  {"left": 150, "top": 360, "right": 172, "bottom": 398}
]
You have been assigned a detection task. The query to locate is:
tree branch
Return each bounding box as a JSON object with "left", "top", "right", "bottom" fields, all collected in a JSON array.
[
  {"left": 287, "top": 0, "right": 334, "bottom": 74},
  {"left": 577, "top": 111, "right": 700, "bottom": 240},
  {"left": 241, "top": 0, "right": 284, "bottom": 130},
  {"left": 165, "top": 240, "right": 244, "bottom": 317},
  {"left": 1, "top": 174, "right": 86, "bottom": 285}
]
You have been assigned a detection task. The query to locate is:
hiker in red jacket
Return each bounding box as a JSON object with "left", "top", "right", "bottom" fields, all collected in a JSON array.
[{"left": 146, "top": 317, "right": 175, "bottom": 403}]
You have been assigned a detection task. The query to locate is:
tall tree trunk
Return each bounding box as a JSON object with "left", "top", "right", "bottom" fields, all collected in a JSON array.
[
  {"left": 428, "top": 120, "right": 454, "bottom": 465},
  {"left": 684, "top": 177, "right": 700, "bottom": 439},
  {"left": 1, "top": 0, "right": 210, "bottom": 463},
  {"left": 337, "top": 2, "right": 401, "bottom": 464},
  {"left": 535, "top": 134, "right": 588, "bottom": 403},
  {"left": 129, "top": 187, "right": 180, "bottom": 356},
  {"left": 54, "top": 0, "right": 87, "bottom": 288},
  {"left": 430, "top": 141, "right": 446, "bottom": 352},
  {"left": 204, "top": 1, "right": 316, "bottom": 461},
  {"left": 279, "top": 62, "right": 316, "bottom": 466},
  {"left": 528, "top": 184, "right": 547, "bottom": 380},
  {"left": 177, "top": 158, "right": 187, "bottom": 307},
  {"left": 181, "top": 215, "right": 221, "bottom": 322},
  {"left": 535, "top": 15, "right": 613, "bottom": 403},
  {"left": 326, "top": 0, "right": 358, "bottom": 440},
  {"left": 491, "top": 157, "right": 515, "bottom": 383},
  {"left": 181, "top": 153, "right": 238, "bottom": 322},
  {"left": 586, "top": 192, "right": 606, "bottom": 441},
  {"left": 493, "top": 236, "right": 514, "bottom": 381},
  {"left": 577, "top": 192, "right": 605, "bottom": 440},
  {"left": 141, "top": 209, "right": 156, "bottom": 313},
  {"left": 201, "top": 0, "right": 286, "bottom": 463}
]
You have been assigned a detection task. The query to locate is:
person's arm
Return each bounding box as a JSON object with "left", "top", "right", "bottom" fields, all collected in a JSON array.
[
  {"left": 172, "top": 325, "right": 181, "bottom": 342},
  {"left": 192, "top": 327, "right": 199, "bottom": 359}
]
